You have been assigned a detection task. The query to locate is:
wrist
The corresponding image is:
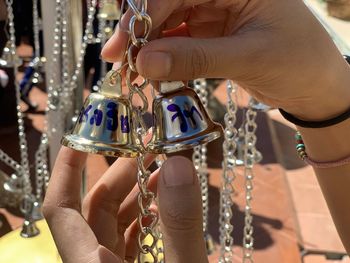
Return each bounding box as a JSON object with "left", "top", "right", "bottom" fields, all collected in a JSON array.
[
  {"left": 298, "top": 117, "right": 350, "bottom": 163},
  {"left": 283, "top": 55, "right": 350, "bottom": 122}
]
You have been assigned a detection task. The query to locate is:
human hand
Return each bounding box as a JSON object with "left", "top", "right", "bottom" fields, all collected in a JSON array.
[
  {"left": 102, "top": 0, "right": 350, "bottom": 121},
  {"left": 43, "top": 147, "right": 208, "bottom": 263}
]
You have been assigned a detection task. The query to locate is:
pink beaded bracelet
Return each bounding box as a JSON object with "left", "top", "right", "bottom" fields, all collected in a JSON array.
[{"left": 295, "top": 132, "right": 350, "bottom": 169}]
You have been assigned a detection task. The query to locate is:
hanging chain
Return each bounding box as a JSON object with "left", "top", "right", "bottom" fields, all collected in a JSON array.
[
  {"left": 193, "top": 79, "right": 210, "bottom": 235},
  {"left": 33, "top": 0, "right": 97, "bottom": 195},
  {"left": 98, "top": 0, "right": 108, "bottom": 80},
  {"left": 123, "top": 0, "right": 158, "bottom": 261},
  {"left": 242, "top": 106, "right": 258, "bottom": 262},
  {"left": 219, "top": 80, "right": 238, "bottom": 263},
  {"left": 32, "top": 0, "right": 41, "bottom": 59},
  {"left": 0, "top": 149, "right": 23, "bottom": 173},
  {"left": 4, "top": 0, "right": 32, "bottom": 196}
]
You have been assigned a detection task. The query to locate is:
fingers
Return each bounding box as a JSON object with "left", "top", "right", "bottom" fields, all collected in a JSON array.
[
  {"left": 124, "top": 205, "right": 159, "bottom": 263},
  {"left": 158, "top": 156, "right": 208, "bottom": 263},
  {"left": 101, "top": 0, "right": 178, "bottom": 62},
  {"left": 82, "top": 152, "right": 156, "bottom": 252},
  {"left": 114, "top": 169, "right": 159, "bottom": 256},
  {"left": 43, "top": 147, "right": 100, "bottom": 263},
  {"left": 135, "top": 33, "right": 264, "bottom": 81}
]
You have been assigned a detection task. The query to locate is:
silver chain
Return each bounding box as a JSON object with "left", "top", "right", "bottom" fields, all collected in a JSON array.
[
  {"left": 123, "top": 0, "right": 158, "bottom": 261},
  {"left": 193, "top": 79, "right": 210, "bottom": 235},
  {"left": 0, "top": 149, "right": 23, "bottom": 173},
  {"left": 4, "top": 0, "right": 32, "bottom": 196},
  {"left": 33, "top": 0, "right": 96, "bottom": 196},
  {"left": 242, "top": 106, "right": 258, "bottom": 262},
  {"left": 219, "top": 80, "right": 238, "bottom": 263},
  {"left": 32, "top": 0, "right": 41, "bottom": 59}
]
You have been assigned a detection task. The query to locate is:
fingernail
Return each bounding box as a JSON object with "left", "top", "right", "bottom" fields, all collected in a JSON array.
[
  {"left": 161, "top": 156, "right": 195, "bottom": 187},
  {"left": 143, "top": 52, "right": 172, "bottom": 79}
]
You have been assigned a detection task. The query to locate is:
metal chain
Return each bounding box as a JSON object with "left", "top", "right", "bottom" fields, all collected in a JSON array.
[
  {"left": 4, "top": 0, "right": 32, "bottom": 196},
  {"left": 34, "top": 133, "right": 48, "bottom": 199},
  {"left": 193, "top": 79, "right": 209, "bottom": 236},
  {"left": 57, "top": 0, "right": 96, "bottom": 115},
  {"left": 0, "top": 149, "right": 23, "bottom": 173},
  {"left": 219, "top": 80, "right": 238, "bottom": 263},
  {"left": 242, "top": 106, "right": 258, "bottom": 262},
  {"left": 32, "top": 0, "right": 41, "bottom": 59},
  {"left": 33, "top": 0, "right": 97, "bottom": 195},
  {"left": 123, "top": 0, "right": 159, "bottom": 261}
]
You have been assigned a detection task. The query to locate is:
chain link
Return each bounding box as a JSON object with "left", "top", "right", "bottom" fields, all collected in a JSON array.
[
  {"left": 32, "top": 0, "right": 41, "bottom": 59},
  {"left": 219, "top": 80, "right": 238, "bottom": 263},
  {"left": 33, "top": 0, "right": 97, "bottom": 197},
  {"left": 0, "top": 149, "right": 23, "bottom": 173},
  {"left": 242, "top": 106, "right": 258, "bottom": 262},
  {"left": 124, "top": 0, "right": 159, "bottom": 261},
  {"left": 4, "top": 0, "right": 32, "bottom": 196},
  {"left": 193, "top": 79, "right": 209, "bottom": 235}
]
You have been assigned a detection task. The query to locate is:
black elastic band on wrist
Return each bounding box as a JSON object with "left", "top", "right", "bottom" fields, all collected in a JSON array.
[
  {"left": 278, "top": 55, "right": 350, "bottom": 128},
  {"left": 279, "top": 108, "right": 350, "bottom": 128}
]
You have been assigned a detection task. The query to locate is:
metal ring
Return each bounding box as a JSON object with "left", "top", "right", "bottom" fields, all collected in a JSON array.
[
  {"left": 129, "top": 14, "right": 152, "bottom": 46},
  {"left": 127, "top": 0, "right": 143, "bottom": 21}
]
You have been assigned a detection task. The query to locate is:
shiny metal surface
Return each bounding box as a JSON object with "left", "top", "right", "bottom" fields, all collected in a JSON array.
[
  {"left": 0, "top": 171, "right": 24, "bottom": 208},
  {"left": 62, "top": 71, "right": 139, "bottom": 157},
  {"left": 0, "top": 41, "right": 23, "bottom": 68},
  {"left": 98, "top": 0, "right": 121, "bottom": 21},
  {"left": 147, "top": 86, "right": 223, "bottom": 153},
  {"left": 20, "top": 218, "right": 40, "bottom": 238}
]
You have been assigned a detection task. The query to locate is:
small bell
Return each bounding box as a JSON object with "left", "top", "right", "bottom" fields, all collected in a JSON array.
[
  {"left": 98, "top": 0, "right": 121, "bottom": 21},
  {"left": 0, "top": 41, "right": 23, "bottom": 68},
  {"left": 205, "top": 233, "right": 215, "bottom": 255},
  {"left": 0, "top": 171, "right": 24, "bottom": 208},
  {"left": 62, "top": 70, "right": 140, "bottom": 157},
  {"left": 147, "top": 82, "right": 223, "bottom": 153},
  {"left": 20, "top": 196, "right": 40, "bottom": 238},
  {"left": 20, "top": 218, "right": 40, "bottom": 238},
  {"left": 31, "top": 200, "right": 43, "bottom": 221}
]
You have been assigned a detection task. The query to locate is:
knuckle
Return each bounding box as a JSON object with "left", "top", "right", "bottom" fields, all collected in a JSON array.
[
  {"left": 161, "top": 203, "right": 202, "bottom": 232},
  {"left": 186, "top": 45, "right": 214, "bottom": 79},
  {"left": 42, "top": 203, "right": 55, "bottom": 220}
]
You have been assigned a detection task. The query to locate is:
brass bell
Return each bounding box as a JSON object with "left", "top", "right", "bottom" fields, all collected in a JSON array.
[
  {"left": 98, "top": 0, "right": 121, "bottom": 21},
  {"left": 147, "top": 82, "right": 223, "bottom": 153},
  {"left": 61, "top": 70, "right": 139, "bottom": 157},
  {"left": 0, "top": 41, "right": 23, "bottom": 68}
]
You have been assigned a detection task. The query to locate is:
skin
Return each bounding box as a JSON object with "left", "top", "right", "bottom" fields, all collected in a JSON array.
[{"left": 44, "top": 0, "right": 350, "bottom": 261}]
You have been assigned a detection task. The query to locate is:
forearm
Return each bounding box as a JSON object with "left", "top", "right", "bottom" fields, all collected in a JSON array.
[{"left": 298, "top": 119, "right": 350, "bottom": 254}]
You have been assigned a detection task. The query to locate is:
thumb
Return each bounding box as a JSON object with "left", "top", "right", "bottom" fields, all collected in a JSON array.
[
  {"left": 158, "top": 156, "right": 208, "bottom": 263},
  {"left": 136, "top": 35, "right": 259, "bottom": 81}
]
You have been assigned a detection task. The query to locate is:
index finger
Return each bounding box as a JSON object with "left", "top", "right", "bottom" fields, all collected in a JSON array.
[
  {"left": 101, "top": 0, "right": 188, "bottom": 62},
  {"left": 43, "top": 147, "right": 100, "bottom": 262}
]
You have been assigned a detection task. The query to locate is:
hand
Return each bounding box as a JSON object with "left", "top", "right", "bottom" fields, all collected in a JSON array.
[
  {"left": 43, "top": 147, "right": 208, "bottom": 263},
  {"left": 102, "top": 0, "right": 350, "bottom": 121}
]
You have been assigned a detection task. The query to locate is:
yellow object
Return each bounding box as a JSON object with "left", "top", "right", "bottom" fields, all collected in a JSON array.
[{"left": 0, "top": 220, "right": 62, "bottom": 263}]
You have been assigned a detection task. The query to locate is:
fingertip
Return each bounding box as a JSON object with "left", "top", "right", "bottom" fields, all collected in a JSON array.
[
  {"left": 101, "top": 26, "right": 129, "bottom": 63},
  {"left": 57, "top": 146, "right": 88, "bottom": 169},
  {"left": 159, "top": 156, "right": 196, "bottom": 187}
]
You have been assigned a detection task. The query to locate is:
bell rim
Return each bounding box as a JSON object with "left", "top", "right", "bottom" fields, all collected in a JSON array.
[
  {"left": 61, "top": 134, "right": 140, "bottom": 158},
  {"left": 146, "top": 123, "right": 223, "bottom": 154}
]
